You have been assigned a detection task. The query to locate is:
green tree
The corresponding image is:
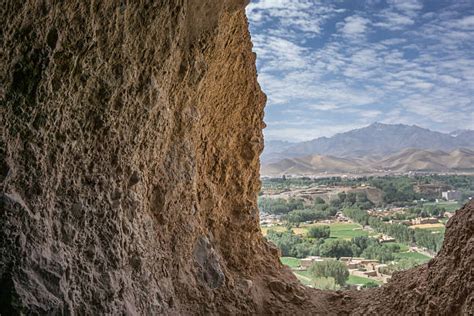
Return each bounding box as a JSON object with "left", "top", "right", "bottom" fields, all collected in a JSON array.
[
  {"left": 308, "top": 260, "right": 349, "bottom": 286},
  {"left": 285, "top": 209, "right": 326, "bottom": 225},
  {"left": 293, "top": 242, "right": 311, "bottom": 258},
  {"left": 266, "top": 230, "right": 302, "bottom": 257},
  {"left": 307, "top": 225, "right": 330, "bottom": 239},
  {"left": 351, "top": 236, "right": 376, "bottom": 256},
  {"left": 319, "top": 240, "right": 353, "bottom": 258},
  {"left": 312, "top": 277, "right": 338, "bottom": 290},
  {"left": 361, "top": 244, "right": 395, "bottom": 263},
  {"left": 314, "top": 197, "right": 326, "bottom": 204}
]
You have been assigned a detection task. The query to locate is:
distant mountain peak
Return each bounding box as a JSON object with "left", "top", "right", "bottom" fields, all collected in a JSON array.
[{"left": 261, "top": 123, "right": 474, "bottom": 163}]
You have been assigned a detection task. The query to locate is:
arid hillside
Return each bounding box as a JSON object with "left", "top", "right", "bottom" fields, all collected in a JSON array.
[
  {"left": 1, "top": 1, "right": 473, "bottom": 315},
  {"left": 262, "top": 148, "right": 474, "bottom": 176}
]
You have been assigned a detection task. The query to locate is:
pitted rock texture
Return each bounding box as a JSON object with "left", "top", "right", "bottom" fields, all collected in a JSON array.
[
  {"left": 0, "top": 1, "right": 305, "bottom": 314},
  {"left": 1, "top": 1, "right": 473, "bottom": 315}
]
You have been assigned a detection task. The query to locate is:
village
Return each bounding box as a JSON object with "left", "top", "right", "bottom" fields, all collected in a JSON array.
[{"left": 258, "top": 175, "right": 470, "bottom": 289}]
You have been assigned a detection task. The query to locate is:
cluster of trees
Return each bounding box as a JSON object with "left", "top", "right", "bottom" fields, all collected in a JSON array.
[
  {"left": 257, "top": 196, "right": 339, "bottom": 225},
  {"left": 351, "top": 236, "right": 400, "bottom": 263},
  {"left": 414, "top": 229, "right": 444, "bottom": 252},
  {"left": 353, "top": 237, "right": 398, "bottom": 261},
  {"left": 369, "top": 176, "right": 418, "bottom": 205},
  {"left": 343, "top": 207, "right": 444, "bottom": 252},
  {"left": 271, "top": 197, "right": 339, "bottom": 225},
  {"left": 360, "top": 244, "right": 399, "bottom": 263},
  {"left": 266, "top": 230, "right": 321, "bottom": 258},
  {"left": 285, "top": 205, "right": 338, "bottom": 225},
  {"left": 417, "top": 175, "right": 473, "bottom": 192},
  {"left": 404, "top": 204, "right": 446, "bottom": 218},
  {"left": 266, "top": 229, "right": 346, "bottom": 259},
  {"left": 309, "top": 260, "right": 379, "bottom": 289},
  {"left": 266, "top": 230, "right": 401, "bottom": 262},
  {"left": 329, "top": 192, "right": 373, "bottom": 210},
  {"left": 343, "top": 207, "right": 370, "bottom": 226},
  {"left": 257, "top": 197, "right": 304, "bottom": 215},
  {"left": 308, "top": 260, "right": 349, "bottom": 286},
  {"left": 307, "top": 225, "right": 330, "bottom": 239},
  {"left": 378, "top": 204, "right": 448, "bottom": 222},
  {"left": 319, "top": 239, "right": 353, "bottom": 258}
]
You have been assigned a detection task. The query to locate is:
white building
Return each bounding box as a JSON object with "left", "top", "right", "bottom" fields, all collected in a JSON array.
[{"left": 442, "top": 190, "right": 461, "bottom": 201}]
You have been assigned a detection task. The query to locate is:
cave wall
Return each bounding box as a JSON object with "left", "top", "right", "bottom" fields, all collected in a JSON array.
[
  {"left": 1, "top": 1, "right": 276, "bottom": 314},
  {"left": 1, "top": 1, "right": 473, "bottom": 315}
]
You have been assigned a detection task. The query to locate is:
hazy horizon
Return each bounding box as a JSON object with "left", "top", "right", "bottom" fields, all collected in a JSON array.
[{"left": 265, "top": 121, "right": 473, "bottom": 143}]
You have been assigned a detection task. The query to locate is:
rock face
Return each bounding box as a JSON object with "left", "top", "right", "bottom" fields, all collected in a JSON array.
[{"left": 1, "top": 1, "right": 473, "bottom": 315}]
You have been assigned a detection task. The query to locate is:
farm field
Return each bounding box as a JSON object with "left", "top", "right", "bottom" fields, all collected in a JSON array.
[
  {"left": 261, "top": 222, "right": 371, "bottom": 240},
  {"left": 410, "top": 223, "right": 445, "bottom": 229},
  {"left": 409, "top": 223, "right": 446, "bottom": 234},
  {"left": 423, "top": 201, "right": 461, "bottom": 212},
  {"left": 347, "top": 275, "right": 382, "bottom": 286},
  {"left": 327, "top": 223, "right": 369, "bottom": 240},
  {"left": 280, "top": 257, "right": 300, "bottom": 268}
]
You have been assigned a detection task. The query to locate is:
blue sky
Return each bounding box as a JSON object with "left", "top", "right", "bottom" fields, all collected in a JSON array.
[{"left": 246, "top": 0, "right": 474, "bottom": 142}]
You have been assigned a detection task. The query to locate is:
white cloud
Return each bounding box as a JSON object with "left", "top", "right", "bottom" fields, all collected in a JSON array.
[
  {"left": 247, "top": 0, "right": 474, "bottom": 140},
  {"left": 448, "top": 15, "right": 474, "bottom": 29},
  {"left": 375, "top": 11, "right": 414, "bottom": 30},
  {"left": 388, "top": 0, "right": 423, "bottom": 15},
  {"left": 246, "top": 0, "right": 343, "bottom": 37},
  {"left": 308, "top": 104, "right": 339, "bottom": 111},
  {"left": 339, "top": 15, "right": 371, "bottom": 36}
]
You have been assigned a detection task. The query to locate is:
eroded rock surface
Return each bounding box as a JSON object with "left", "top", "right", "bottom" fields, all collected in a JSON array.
[{"left": 1, "top": 1, "right": 473, "bottom": 315}]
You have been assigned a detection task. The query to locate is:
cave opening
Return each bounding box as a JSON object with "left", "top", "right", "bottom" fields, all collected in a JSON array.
[{"left": 246, "top": 0, "right": 474, "bottom": 295}]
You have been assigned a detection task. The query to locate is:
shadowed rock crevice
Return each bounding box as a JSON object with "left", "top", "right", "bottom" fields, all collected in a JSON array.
[{"left": 1, "top": 1, "right": 473, "bottom": 315}]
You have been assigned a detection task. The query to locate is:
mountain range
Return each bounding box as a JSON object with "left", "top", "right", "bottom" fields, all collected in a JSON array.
[
  {"left": 261, "top": 123, "right": 474, "bottom": 176},
  {"left": 262, "top": 123, "right": 474, "bottom": 163},
  {"left": 261, "top": 148, "right": 474, "bottom": 176}
]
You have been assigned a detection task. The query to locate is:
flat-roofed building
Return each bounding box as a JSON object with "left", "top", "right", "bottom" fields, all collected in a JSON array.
[{"left": 442, "top": 190, "right": 461, "bottom": 201}]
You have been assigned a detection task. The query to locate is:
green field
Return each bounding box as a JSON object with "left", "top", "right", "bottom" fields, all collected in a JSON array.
[
  {"left": 423, "top": 201, "right": 460, "bottom": 212},
  {"left": 347, "top": 275, "right": 382, "bottom": 286},
  {"left": 262, "top": 222, "right": 370, "bottom": 240},
  {"left": 280, "top": 257, "right": 301, "bottom": 268},
  {"left": 327, "top": 223, "right": 369, "bottom": 240}
]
